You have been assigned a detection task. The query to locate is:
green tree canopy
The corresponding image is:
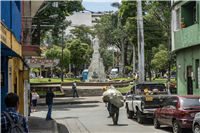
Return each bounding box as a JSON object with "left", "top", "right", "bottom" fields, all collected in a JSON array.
[
  {"left": 66, "top": 39, "right": 89, "bottom": 76},
  {"left": 151, "top": 50, "right": 168, "bottom": 71},
  {"left": 45, "top": 45, "right": 70, "bottom": 68}
]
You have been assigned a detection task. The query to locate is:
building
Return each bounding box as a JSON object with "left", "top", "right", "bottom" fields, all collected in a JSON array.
[
  {"left": 171, "top": 1, "right": 200, "bottom": 95},
  {"left": 65, "top": 12, "right": 106, "bottom": 35},
  {"left": 1, "top": 1, "right": 43, "bottom": 119},
  {"left": 1, "top": 1, "right": 26, "bottom": 114}
]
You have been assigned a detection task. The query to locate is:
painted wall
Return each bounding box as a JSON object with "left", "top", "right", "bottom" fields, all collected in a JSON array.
[
  {"left": 176, "top": 45, "right": 200, "bottom": 95},
  {"left": 1, "top": 57, "right": 9, "bottom": 112},
  {"left": 1, "top": 1, "right": 21, "bottom": 42}
]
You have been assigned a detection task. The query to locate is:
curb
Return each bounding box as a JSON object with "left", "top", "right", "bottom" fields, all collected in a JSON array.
[
  {"left": 54, "top": 120, "right": 58, "bottom": 133},
  {"left": 37, "top": 100, "right": 103, "bottom": 106}
]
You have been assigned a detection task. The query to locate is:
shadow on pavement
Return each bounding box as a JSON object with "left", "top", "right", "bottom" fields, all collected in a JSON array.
[
  {"left": 107, "top": 124, "right": 129, "bottom": 126},
  {"left": 36, "top": 104, "right": 99, "bottom": 112},
  {"left": 57, "top": 123, "right": 70, "bottom": 133},
  {"left": 28, "top": 116, "right": 56, "bottom": 132}
]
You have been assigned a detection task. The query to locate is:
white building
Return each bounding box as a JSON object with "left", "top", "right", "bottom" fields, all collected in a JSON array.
[{"left": 65, "top": 12, "right": 106, "bottom": 35}]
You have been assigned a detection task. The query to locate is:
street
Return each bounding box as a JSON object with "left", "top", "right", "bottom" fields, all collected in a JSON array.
[{"left": 30, "top": 103, "right": 193, "bottom": 133}]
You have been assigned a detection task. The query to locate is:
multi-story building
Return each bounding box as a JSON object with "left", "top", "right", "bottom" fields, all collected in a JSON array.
[
  {"left": 65, "top": 12, "right": 105, "bottom": 35},
  {"left": 171, "top": 1, "right": 200, "bottom": 95},
  {"left": 1, "top": 1, "right": 43, "bottom": 119}
]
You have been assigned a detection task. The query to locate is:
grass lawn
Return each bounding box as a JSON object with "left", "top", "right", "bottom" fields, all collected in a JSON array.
[
  {"left": 30, "top": 78, "right": 80, "bottom": 83},
  {"left": 37, "top": 91, "right": 62, "bottom": 96},
  {"left": 116, "top": 85, "right": 132, "bottom": 93},
  {"left": 146, "top": 78, "right": 176, "bottom": 85}
]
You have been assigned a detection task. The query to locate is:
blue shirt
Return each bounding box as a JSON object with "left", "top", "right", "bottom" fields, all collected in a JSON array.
[{"left": 1, "top": 107, "right": 29, "bottom": 133}]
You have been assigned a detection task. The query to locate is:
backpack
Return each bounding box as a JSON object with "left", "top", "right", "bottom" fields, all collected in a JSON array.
[
  {"left": 3, "top": 111, "right": 25, "bottom": 133},
  {"left": 72, "top": 84, "right": 75, "bottom": 89}
]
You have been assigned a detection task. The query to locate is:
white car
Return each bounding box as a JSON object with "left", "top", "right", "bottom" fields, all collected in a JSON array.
[{"left": 193, "top": 112, "right": 200, "bottom": 133}]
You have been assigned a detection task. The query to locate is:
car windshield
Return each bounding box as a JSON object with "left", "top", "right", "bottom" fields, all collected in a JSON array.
[
  {"left": 181, "top": 97, "right": 200, "bottom": 108},
  {"left": 110, "top": 71, "right": 117, "bottom": 75}
]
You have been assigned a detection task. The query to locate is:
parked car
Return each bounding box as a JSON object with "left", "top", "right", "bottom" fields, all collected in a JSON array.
[
  {"left": 154, "top": 95, "right": 200, "bottom": 133},
  {"left": 193, "top": 112, "right": 200, "bottom": 133}
]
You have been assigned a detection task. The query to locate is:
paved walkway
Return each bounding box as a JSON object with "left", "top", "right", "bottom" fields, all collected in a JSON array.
[
  {"left": 37, "top": 96, "right": 104, "bottom": 106},
  {"left": 28, "top": 116, "right": 58, "bottom": 133},
  {"left": 62, "top": 86, "right": 105, "bottom": 90}
]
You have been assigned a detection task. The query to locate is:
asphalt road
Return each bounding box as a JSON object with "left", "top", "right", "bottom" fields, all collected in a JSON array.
[{"left": 31, "top": 103, "right": 193, "bottom": 133}]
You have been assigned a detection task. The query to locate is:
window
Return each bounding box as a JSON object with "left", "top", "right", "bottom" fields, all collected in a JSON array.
[
  {"left": 176, "top": 9, "right": 180, "bottom": 30},
  {"left": 170, "top": 97, "right": 178, "bottom": 108},
  {"left": 163, "top": 98, "right": 172, "bottom": 108},
  {"left": 181, "top": 1, "right": 197, "bottom": 27},
  {"left": 196, "top": 59, "right": 200, "bottom": 89}
]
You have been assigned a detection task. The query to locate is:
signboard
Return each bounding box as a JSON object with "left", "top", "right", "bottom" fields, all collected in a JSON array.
[
  {"left": 0, "top": 23, "right": 11, "bottom": 47},
  {"left": 30, "top": 59, "right": 56, "bottom": 64}
]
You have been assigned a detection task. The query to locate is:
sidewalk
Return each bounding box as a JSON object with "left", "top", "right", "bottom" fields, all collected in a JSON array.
[
  {"left": 37, "top": 96, "right": 104, "bottom": 106},
  {"left": 28, "top": 116, "right": 58, "bottom": 133}
]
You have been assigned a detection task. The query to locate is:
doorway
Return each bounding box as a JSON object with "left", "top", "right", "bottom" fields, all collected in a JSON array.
[{"left": 187, "top": 66, "right": 193, "bottom": 94}]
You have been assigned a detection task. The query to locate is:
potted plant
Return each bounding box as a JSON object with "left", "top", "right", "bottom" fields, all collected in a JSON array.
[{"left": 181, "top": 18, "right": 186, "bottom": 28}]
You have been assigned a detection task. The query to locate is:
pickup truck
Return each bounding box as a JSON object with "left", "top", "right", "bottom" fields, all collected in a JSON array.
[{"left": 125, "top": 82, "right": 169, "bottom": 124}]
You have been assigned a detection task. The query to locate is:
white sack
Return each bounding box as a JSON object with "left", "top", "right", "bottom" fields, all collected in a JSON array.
[{"left": 103, "top": 86, "right": 124, "bottom": 108}]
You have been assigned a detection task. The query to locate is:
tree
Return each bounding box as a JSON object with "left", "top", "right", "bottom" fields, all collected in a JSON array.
[
  {"left": 151, "top": 50, "right": 168, "bottom": 75},
  {"left": 32, "top": 1, "right": 84, "bottom": 45},
  {"left": 70, "top": 25, "right": 95, "bottom": 46},
  {"left": 94, "top": 11, "right": 130, "bottom": 75},
  {"left": 99, "top": 48, "right": 115, "bottom": 71},
  {"left": 45, "top": 45, "right": 70, "bottom": 69},
  {"left": 66, "top": 39, "right": 89, "bottom": 77}
]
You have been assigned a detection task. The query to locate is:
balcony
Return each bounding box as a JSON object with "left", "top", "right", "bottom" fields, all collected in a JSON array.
[{"left": 174, "top": 23, "right": 200, "bottom": 50}]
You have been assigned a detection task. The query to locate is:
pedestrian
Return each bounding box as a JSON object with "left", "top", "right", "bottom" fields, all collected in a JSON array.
[
  {"left": 166, "top": 80, "right": 171, "bottom": 95},
  {"left": 126, "top": 87, "right": 133, "bottom": 98},
  {"left": 32, "top": 89, "right": 39, "bottom": 112},
  {"left": 46, "top": 87, "right": 55, "bottom": 120},
  {"left": 111, "top": 103, "right": 119, "bottom": 125},
  {"left": 1, "top": 93, "right": 29, "bottom": 133},
  {"left": 72, "top": 81, "right": 79, "bottom": 98}
]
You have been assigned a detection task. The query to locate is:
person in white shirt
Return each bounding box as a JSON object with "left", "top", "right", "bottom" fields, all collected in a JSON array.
[
  {"left": 32, "top": 89, "right": 39, "bottom": 112},
  {"left": 73, "top": 81, "right": 79, "bottom": 98}
]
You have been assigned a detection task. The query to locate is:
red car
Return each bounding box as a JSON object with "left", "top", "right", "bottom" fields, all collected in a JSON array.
[{"left": 154, "top": 95, "right": 200, "bottom": 133}]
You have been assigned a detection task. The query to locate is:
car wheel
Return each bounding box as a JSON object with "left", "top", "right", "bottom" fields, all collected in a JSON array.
[
  {"left": 154, "top": 116, "right": 160, "bottom": 129},
  {"left": 126, "top": 107, "right": 134, "bottom": 119},
  {"left": 173, "top": 120, "right": 182, "bottom": 133},
  {"left": 136, "top": 110, "right": 144, "bottom": 124},
  {"left": 194, "top": 125, "right": 200, "bottom": 133}
]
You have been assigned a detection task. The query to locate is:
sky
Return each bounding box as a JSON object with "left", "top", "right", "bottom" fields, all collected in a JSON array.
[{"left": 82, "top": 0, "right": 120, "bottom": 12}]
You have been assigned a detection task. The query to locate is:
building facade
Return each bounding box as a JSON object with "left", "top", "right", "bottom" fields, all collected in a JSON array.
[
  {"left": 171, "top": 1, "right": 200, "bottom": 95},
  {"left": 1, "top": 1, "right": 25, "bottom": 113}
]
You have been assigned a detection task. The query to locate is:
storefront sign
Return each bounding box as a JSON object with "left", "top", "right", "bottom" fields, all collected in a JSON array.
[
  {"left": 0, "top": 23, "right": 10, "bottom": 47},
  {"left": 1, "top": 71, "right": 5, "bottom": 87},
  {"left": 30, "top": 59, "right": 56, "bottom": 64}
]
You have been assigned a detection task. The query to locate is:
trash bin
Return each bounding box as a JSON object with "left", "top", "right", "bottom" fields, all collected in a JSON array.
[{"left": 83, "top": 69, "right": 89, "bottom": 82}]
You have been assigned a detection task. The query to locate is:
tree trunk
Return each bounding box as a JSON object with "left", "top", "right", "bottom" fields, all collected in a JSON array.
[
  {"left": 124, "top": 41, "right": 128, "bottom": 74},
  {"left": 75, "top": 65, "right": 77, "bottom": 78},
  {"left": 167, "top": 4, "right": 171, "bottom": 81}
]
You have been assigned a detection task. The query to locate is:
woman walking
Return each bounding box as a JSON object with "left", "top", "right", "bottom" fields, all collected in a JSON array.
[{"left": 32, "top": 89, "right": 39, "bottom": 112}]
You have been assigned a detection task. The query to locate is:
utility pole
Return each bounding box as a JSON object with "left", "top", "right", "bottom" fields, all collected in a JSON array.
[
  {"left": 133, "top": 45, "right": 135, "bottom": 73},
  {"left": 113, "top": 47, "right": 114, "bottom": 68},
  {"left": 61, "top": 28, "right": 64, "bottom": 82},
  {"left": 137, "top": 0, "right": 145, "bottom": 82}
]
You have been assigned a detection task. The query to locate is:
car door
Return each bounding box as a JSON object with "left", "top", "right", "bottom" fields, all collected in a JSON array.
[
  {"left": 158, "top": 98, "right": 171, "bottom": 125},
  {"left": 165, "top": 97, "right": 177, "bottom": 126}
]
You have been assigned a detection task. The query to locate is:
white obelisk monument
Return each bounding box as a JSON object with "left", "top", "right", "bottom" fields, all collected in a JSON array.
[{"left": 86, "top": 37, "right": 106, "bottom": 82}]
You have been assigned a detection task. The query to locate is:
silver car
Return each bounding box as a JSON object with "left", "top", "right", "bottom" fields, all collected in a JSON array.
[{"left": 193, "top": 112, "right": 200, "bottom": 133}]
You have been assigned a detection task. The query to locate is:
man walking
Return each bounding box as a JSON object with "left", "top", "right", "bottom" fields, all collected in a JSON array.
[
  {"left": 73, "top": 81, "right": 79, "bottom": 98},
  {"left": 111, "top": 103, "right": 119, "bottom": 125},
  {"left": 1, "top": 93, "right": 29, "bottom": 133},
  {"left": 46, "top": 87, "right": 55, "bottom": 120}
]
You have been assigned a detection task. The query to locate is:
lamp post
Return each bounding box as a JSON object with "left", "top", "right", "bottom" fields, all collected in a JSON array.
[{"left": 61, "top": 27, "right": 64, "bottom": 82}]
